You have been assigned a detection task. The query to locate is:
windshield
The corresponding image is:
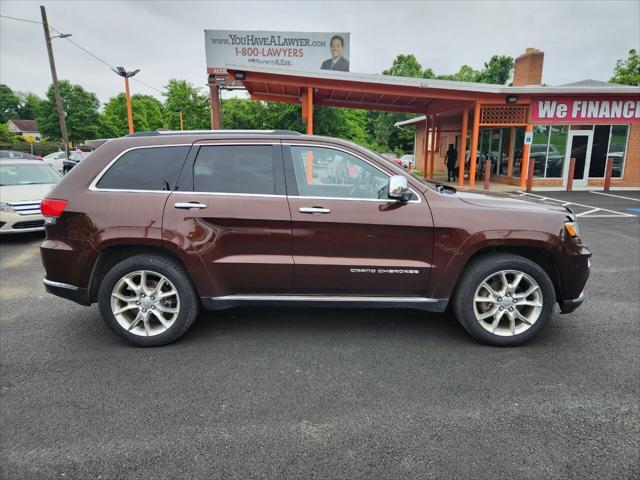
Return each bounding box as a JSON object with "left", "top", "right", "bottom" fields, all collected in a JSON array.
[{"left": 0, "top": 164, "right": 61, "bottom": 186}]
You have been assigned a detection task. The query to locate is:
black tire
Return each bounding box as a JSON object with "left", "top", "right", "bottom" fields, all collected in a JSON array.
[
  {"left": 98, "top": 254, "right": 199, "bottom": 347},
  {"left": 452, "top": 253, "right": 555, "bottom": 347}
]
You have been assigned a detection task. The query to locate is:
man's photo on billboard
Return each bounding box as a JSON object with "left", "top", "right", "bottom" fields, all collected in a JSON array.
[{"left": 320, "top": 35, "right": 349, "bottom": 71}]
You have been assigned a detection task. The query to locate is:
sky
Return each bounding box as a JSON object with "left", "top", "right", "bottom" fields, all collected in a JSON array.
[{"left": 1, "top": 0, "right": 639, "bottom": 106}]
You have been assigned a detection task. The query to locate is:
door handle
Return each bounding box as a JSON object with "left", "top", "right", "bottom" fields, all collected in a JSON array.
[
  {"left": 299, "top": 207, "right": 331, "bottom": 214},
  {"left": 174, "top": 202, "right": 207, "bottom": 209}
]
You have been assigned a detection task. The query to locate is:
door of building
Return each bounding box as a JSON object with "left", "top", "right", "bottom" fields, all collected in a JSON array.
[{"left": 563, "top": 130, "right": 593, "bottom": 187}]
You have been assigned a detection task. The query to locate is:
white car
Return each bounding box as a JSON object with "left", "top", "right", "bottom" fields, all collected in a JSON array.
[
  {"left": 399, "top": 154, "right": 414, "bottom": 169},
  {"left": 0, "top": 159, "right": 62, "bottom": 234},
  {"left": 43, "top": 150, "right": 67, "bottom": 172}
]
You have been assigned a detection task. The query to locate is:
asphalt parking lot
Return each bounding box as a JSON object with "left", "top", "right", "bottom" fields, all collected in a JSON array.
[{"left": 1, "top": 190, "right": 639, "bottom": 479}]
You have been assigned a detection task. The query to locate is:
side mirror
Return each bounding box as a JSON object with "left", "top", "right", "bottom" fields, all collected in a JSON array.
[{"left": 388, "top": 175, "right": 411, "bottom": 202}]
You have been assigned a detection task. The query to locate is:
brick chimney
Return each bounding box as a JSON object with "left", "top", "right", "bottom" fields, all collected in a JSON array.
[{"left": 512, "top": 48, "right": 544, "bottom": 86}]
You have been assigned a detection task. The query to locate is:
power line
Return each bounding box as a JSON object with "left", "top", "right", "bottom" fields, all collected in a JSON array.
[
  {"left": 1, "top": 14, "right": 164, "bottom": 95},
  {"left": 0, "top": 14, "right": 42, "bottom": 25},
  {"left": 131, "top": 78, "right": 164, "bottom": 94}
]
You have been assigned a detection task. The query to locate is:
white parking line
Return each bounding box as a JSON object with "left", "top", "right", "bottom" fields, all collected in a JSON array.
[
  {"left": 589, "top": 191, "right": 640, "bottom": 202},
  {"left": 516, "top": 192, "right": 636, "bottom": 218},
  {"left": 576, "top": 208, "right": 599, "bottom": 217}
]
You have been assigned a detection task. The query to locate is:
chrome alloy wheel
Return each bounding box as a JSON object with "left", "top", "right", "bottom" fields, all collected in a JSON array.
[
  {"left": 110, "top": 270, "right": 180, "bottom": 337},
  {"left": 473, "top": 270, "right": 543, "bottom": 337}
]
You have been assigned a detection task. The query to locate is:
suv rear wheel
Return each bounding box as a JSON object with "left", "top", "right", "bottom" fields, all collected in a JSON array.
[
  {"left": 453, "top": 253, "right": 555, "bottom": 346},
  {"left": 97, "top": 255, "right": 199, "bottom": 347}
]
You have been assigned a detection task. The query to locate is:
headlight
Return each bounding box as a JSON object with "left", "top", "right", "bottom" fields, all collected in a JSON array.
[
  {"left": 564, "top": 221, "right": 580, "bottom": 238},
  {"left": 0, "top": 202, "right": 15, "bottom": 213}
]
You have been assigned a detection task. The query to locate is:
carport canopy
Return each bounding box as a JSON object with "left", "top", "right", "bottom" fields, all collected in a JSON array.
[{"left": 224, "top": 64, "right": 512, "bottom": 117}]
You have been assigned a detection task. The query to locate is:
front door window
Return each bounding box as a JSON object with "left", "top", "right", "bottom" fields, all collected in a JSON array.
[{"left": 289, "top": 146, "right": 389, "bottom": 200}]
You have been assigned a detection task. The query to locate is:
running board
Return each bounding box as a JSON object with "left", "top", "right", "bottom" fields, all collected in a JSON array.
[{"left": 201, "top": 295, "right": 449, "bottom": 312}]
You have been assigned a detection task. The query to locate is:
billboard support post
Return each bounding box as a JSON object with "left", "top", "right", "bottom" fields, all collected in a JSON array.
[{"left": 209, "top": 83, "right": 221, "bottom": 129}]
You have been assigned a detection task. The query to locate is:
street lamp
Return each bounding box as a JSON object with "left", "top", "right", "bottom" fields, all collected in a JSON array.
[{"left": 112, "top": 67, "right": 140, "bottom": 134}]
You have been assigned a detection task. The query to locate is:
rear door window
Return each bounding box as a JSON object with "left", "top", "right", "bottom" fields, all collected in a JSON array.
[
  {"left": 193, "top": 145, "right": 276, "bottom": 195},
  {"left": 96, "top": 146, "right": 189, "bottom": 191}
]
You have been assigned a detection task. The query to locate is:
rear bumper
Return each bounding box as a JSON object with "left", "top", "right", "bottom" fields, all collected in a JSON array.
[
  {"left": 43, "top": 278, "right": 90, "bottom": 306},
  {"left": 560, "top": 291, "right": 585, "bottom": 314}
]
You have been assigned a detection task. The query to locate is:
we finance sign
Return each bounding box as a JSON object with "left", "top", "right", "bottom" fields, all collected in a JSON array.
[{"left": 532, "top": 97, "right": 640, "bottom": 123}]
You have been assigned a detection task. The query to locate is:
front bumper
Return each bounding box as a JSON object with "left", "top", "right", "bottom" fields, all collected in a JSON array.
[
  {"left": 43, "top": 278, "right": 90, "bottom": 306},
  {"left": 553, "top": 236, "right": 591, "bottom": 313},
  {"left": 560, "top": 291, "right": 585, "bottom": 314},
  {"left": 0, "top": 211, "right": 45, "bottom": 234}
]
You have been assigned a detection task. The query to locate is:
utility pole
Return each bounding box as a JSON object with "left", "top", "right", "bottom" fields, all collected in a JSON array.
[
  {"left": 113, "top": 67, "right": 140, "bottom": 134},
  {"left": 40, "top": 5, "right": 70, "bottom": 154}
]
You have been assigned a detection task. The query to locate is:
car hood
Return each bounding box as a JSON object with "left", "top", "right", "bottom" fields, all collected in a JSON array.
[
  {"left": 0, "top": 183, "right": 58, "bottom": 202},
  {"left": 457, "top": 190, "right": 570, "bottom": 215}
]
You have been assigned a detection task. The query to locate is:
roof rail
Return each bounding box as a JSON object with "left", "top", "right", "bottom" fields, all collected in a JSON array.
[{"left": 127, "top": 129, "right": 303, "bottom": 137}]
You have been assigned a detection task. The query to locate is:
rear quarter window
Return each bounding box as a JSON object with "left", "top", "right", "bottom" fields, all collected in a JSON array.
[{"left": 96, "top": 146, "right": 189, "bottom": 191}]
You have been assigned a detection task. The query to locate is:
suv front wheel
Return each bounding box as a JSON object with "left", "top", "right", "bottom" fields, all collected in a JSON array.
[
  {"left": 453, "top": 253, "right": 555, "bottom": 346},
  {"left": 97, "top": 255, "right": 199, "bottom": 347}
]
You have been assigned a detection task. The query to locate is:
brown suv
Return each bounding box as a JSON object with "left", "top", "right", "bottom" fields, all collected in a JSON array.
[{"left": 40, "top": 130, "right": 591, "bottom": 347}]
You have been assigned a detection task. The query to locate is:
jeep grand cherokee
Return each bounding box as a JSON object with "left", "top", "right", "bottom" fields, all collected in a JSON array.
[{"left": 40, "top": 130, "right": 591, "bottom": 347}]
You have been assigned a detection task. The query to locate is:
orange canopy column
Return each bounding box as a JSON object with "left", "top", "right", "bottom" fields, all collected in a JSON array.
[
  {"left": 306, "top": 86, "right": 314, "bottom": 135},
  {"left": 429, "top": 121, "right": 438, "bottom": 178},
  {"left": 507, "top": 127, "right": 515, "bottom": 177},
  {"left": 458, "top": 108, "right": 469, "bottom": 186},
  {"left": 301, "top": 87, "right": 315, "bottom": 183},
  {"left": 468, "top": 102, "right": 481, "bottom": 188},
  {"left": 423, "top": 116, "right": 430, "bottom": 178},
  {"left": 520, "top": 123, "right": 532, "bottom": 188}
]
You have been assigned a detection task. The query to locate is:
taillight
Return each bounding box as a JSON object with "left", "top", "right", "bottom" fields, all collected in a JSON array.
[{"left": 41, "top": 198, "right": 68, "bottom": 223}]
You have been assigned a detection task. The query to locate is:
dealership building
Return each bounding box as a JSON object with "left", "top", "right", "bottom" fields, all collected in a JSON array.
[{"left": 219, "top": 48, "right": 640, "bottom": 189}]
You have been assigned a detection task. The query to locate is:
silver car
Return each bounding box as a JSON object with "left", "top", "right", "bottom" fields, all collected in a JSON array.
[{"left": 0, "top": 159, "right": 62, "bottom": 234}]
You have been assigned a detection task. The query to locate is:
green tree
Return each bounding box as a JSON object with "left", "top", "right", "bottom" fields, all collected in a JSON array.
[
  {"left": 610, "top": 49, "right": 640, "bottom": 86},
  {"left": 221, "top": 97, "right": 270, "bottom": 129},
  {"left": 37, "top": 80, "right": 101, "bottom": 143},
  {"left": 477, "top": 55, "right": 514, "bottom": 84},
  {"left": 382, "top": 54, "right": 434, "bottom": 78},
  {"left": 0, "top": 84, "right": 20, "bottom": 123},
  {"left": 163, "top": 79, "right": 210, "bottom": 130},
  {"left": 437, "top": 65, "right": 481, "bottom": 82},
  {"left": 101, "top": 93, "right": 165, "bottom": 137},
  {"left": 16, "top": 93, "right": 43, "bottom": 120},
  {"left": 0, "top": 123, "right": 14, "bottom": 142}
]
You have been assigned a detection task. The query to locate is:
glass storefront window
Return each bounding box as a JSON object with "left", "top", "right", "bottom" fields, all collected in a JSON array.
[
  {"left": 531, "top": 125, "right": 550, "bottom": 178},
  {"left": 570, "top": 125, "right": 594, "bottom": 131},
  {"left": 499, "top": 128, "right": 511, "bottom": 175},
  {"left": 530, "top": 125, "right": 567, "bottom": 178},
  {"left": 512, "top": 127, "right": 525, "bottom": 178},
  {"left": 588, "top": 125, "right": 612, "bottom": 177},
  {"left": 546, "top": 126, "right": 568, "bottom": 178},
  {"left": 607, "top": 125, "right": 628, "bottom": 178}
]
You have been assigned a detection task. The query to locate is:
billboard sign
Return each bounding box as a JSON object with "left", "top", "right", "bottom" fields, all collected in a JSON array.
[
  {"left": 532, "top": 97, "right": 640, "bottom": 123},
  {"left": 204, "top": 30, "right": 350, "bottom": 74}
]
